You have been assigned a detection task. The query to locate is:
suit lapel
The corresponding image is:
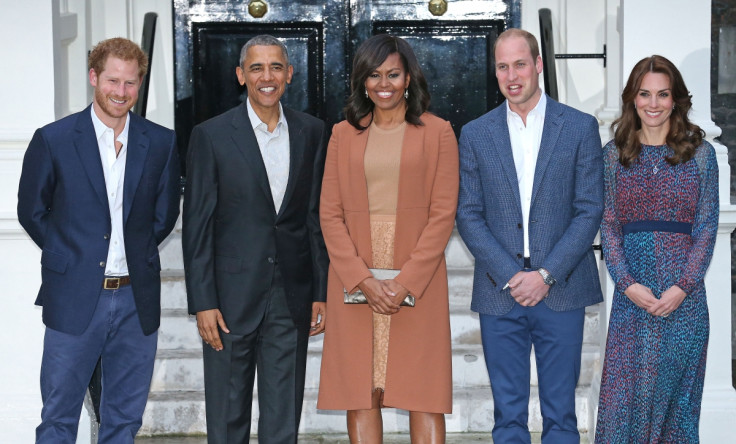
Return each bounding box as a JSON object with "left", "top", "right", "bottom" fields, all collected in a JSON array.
[
  {"left": 123, "top": 113, "right": 149, "bottom": 224},
  {"left": 74, "top": 107, "right": 108, "bottom": 208},
  {"left": 531, "top": 97, "right": 563, "bottom": 206},
  {"left": 487, "top": 107, "right": 523, "bottom": 212},
  {"left": 230, "top": 103, "right": 276, "bottom": 213},
  {"left": 279, "top": 107, "right": 305, "bottom": 219}
]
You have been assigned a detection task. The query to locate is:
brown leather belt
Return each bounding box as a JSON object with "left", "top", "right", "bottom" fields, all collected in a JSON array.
[{"left": 103, "top": 276, "right": 131, "bottom": 289}]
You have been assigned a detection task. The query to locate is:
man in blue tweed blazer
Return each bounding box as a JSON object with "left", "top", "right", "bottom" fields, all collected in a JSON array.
[{"left": 456, "top": 29, "right": 603, "bottom": 443}]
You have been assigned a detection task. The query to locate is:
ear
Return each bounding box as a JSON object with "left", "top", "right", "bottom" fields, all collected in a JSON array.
[
  {"left": 404, "top": 72, "right": 411, "bottom": 89},
  {"left": 535, "top": 55, "right": 543, "bottom": 74},
  {"left": 236, "top": 66, "right": 246, "bottom": 86},
  {"left": 286, "top": 64, "right": 294, "bottom": 84},
  {"left": 89, "top": 69, "right": 98, "bottom": 88}
]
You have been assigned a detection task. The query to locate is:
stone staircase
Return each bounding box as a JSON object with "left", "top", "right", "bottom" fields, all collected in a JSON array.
[{"left": 139, "top": 227, "right": 604, "bottom": 442}]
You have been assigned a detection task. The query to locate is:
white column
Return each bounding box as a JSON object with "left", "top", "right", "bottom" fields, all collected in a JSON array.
[{"left": 620, "top": 1, "right": 736, "bottom": 441}]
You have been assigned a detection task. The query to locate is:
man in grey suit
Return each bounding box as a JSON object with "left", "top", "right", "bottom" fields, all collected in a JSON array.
[
  {"left": 183, "top": 35, "right": 328, "bottom": 443},
  {"left": 456, "top": 29, "right": 603, "bottom": 443}
]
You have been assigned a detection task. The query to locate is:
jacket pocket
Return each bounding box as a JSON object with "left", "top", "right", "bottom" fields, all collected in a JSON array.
[{"left": 41, "top": 249, "right": 68, "bottom": 274}]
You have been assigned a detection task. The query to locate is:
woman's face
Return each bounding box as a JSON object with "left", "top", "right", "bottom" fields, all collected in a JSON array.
[
  {"left": 364, "top": 52, "right": 410, "bottom": 114},
  {"left": 634, "top": 72, "right": 674, "bottom": 131}
]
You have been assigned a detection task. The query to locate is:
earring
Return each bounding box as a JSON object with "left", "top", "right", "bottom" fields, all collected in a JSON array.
[
  {"left": 634, "top": 103, "right": 637, "bottom": 109},
  {"left": 672, "top": 104, "right": 676, "bottom": 109},
  {"left": 404, "top": 89, "right": 409, "bottom": 99},
  {"left": 364, "top": 89, "right": 368, "bottom": 98}
]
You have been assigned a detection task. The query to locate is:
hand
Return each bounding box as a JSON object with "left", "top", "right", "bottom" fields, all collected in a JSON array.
[
  {"left": 648, "top": 285, "right": 686, "bottom": 318},
  {"left": 382, "top": 279, "right": 410, "bottom": 306},
  {"left": 623, "top": 283, "right": 658, "bottom": 312},
  {"left": 508, "top": 271, "right": 549, "bottom": 307},
  {"left": 310, "top": 302, "right": 326, "bottom": 336},
  {"left": 357, "top": 277, "right": 400, "bottom": 315},
  {"left": 196, "top": 308, "right": 230, "bottom": 351}
]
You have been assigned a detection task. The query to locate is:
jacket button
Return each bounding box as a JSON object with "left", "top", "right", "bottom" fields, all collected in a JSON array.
[
  {"left": 104, "top": 234, "right": 110, "bottom": 240},
  {"left": 267, "top": 257, "right": 274, "bottom": 264},
  {"left": 516, "top": 253, "right": 522, "bottom": 259},
  {"left": 99, "top": 261, "right": 106, "bottom": 267},
  {"left": 517, "top": 223, "right": 522, "bottom": 229}
]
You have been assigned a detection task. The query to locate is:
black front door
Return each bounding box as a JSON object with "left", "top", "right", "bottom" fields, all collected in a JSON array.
[{"left": 174, "top": 0, "right": 519, "bottom": 172}]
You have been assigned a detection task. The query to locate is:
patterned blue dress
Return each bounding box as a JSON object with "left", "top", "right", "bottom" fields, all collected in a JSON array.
[{"left": 595, "top": 141, "right": 719, "bottom": 443}]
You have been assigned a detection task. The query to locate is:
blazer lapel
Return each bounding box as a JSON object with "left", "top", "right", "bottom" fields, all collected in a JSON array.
[
  {"left": 74, "top": 107, "right": 108, "bottom": 208},
  {"left": 487, "top": 107, "right": 523, "bottom": 212},
  {"left": 123, "top": 113, "right": 149, "bottom": 224},
  {"left": 230, "top": 103, "right": 276, "bottom": 213},
  {"left": 278, "top": 108, "right": 305, "bottom": 219},
  {"left": 531, "top": 97, "right": 563, "bottom": 206}
]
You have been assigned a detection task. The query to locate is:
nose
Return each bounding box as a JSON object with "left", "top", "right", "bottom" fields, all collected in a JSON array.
[
  {"left": 262, "top": 67, "right": 273, "bottom": 81},
  {"left": 508, "top": 67, "right": 518, "bottom": 81}
]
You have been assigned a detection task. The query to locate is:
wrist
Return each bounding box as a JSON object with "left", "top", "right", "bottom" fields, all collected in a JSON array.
[{"left": 538, "top": 268, "right": 556, "bottom": 286}]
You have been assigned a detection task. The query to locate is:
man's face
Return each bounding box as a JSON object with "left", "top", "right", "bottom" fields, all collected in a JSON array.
[
  {"left": 494, "top": 36, "right": 543, "bottom": 115},
  {"left": 236, "top": 45, "right": 293, "bottom": 114},
  {"left": 89, "top": 56, "right": 141, "bottom": 122}
]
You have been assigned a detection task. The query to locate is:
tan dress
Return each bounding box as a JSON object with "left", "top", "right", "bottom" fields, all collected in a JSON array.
[{"left": 364, "top": 121, "right": 406, "bottom": 390}]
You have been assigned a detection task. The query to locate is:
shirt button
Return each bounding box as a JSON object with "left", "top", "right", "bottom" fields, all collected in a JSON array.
[{"left": 100, "top": 261, "right": 106, "bottom": 267}]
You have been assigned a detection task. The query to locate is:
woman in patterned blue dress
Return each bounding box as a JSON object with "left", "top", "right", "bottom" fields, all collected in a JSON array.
[{"left": 595, "top": 55, "right": 719, "bottom": 443}]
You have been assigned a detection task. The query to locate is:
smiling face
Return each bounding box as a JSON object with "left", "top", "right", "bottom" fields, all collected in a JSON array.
[
  {"left": 494, "top": 35, "right": 543, "bottom": 118},
  {"left": 635, "top": 72, "right": 674, "bottom": 132},
  {"left": 236, "top": 44, "right": 293, "bottom": 116},
  {"left": 364, "top": 52, "right": 410, "bottom": 115},
  {"left": 89, "top": 56, "right": 141, "bottom": 127}
]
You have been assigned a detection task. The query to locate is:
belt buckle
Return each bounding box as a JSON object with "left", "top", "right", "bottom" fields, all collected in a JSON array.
[{"left": 104, "top": 277, "right": 120, "bottom": 290}]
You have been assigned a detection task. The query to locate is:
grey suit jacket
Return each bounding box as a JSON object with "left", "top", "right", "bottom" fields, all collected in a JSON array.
[{"left": 456, "top": 96, "right": 604, "bottom": 315}]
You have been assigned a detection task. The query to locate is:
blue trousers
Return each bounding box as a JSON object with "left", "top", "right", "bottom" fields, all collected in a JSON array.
[
  {"left": 36, "top": 285, "right": 158, "bottom": 444},
  {"left": 480, "top": 302, "right": 584, "bottom": 444}
]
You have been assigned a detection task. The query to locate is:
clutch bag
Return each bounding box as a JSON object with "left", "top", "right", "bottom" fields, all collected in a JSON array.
[{"left": 343, "top": 268, "right": 415, "bottom": 307}]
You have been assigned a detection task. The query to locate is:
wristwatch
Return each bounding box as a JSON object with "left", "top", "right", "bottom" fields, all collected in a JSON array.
[{"left": 538, "top": 268, "right": 556, "bottom": 286}]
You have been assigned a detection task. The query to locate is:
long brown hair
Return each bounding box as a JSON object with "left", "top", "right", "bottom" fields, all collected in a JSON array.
[
  {"left": 344, "top": 34, "right": 430, "bottom": 130},
  {"left": 612, "top": 55, "right": 703, "bottom": 167}
]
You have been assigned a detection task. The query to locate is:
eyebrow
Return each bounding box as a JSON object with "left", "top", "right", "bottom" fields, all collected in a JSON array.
[
  {"left": 248, "top": 62, "right": 285, "bottom": 69},
  {"left": 638, "top": 88, "right": 671, "bottom": 93}
]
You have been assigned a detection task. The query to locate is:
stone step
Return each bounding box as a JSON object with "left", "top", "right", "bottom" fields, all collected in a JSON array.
[
  {"left": 140, "top": 386, "right": 595, "bottom": 438},
  {"left": 150, "top": 343, "right": 599, "bottom": 394}
]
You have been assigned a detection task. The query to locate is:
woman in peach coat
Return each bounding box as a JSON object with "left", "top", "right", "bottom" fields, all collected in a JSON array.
[{"left": 317, "top": 35, "right": 458, "bottom": 443}]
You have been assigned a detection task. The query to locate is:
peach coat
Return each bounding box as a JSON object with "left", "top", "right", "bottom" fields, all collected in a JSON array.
[{"left": 317, "top": 112, "right": 458, "bottom": 413}]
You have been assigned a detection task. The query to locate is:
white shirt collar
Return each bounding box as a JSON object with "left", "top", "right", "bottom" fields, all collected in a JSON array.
[
  {"left": 90, "top": 105, "right": 130, "bottom": 146},
  {"left": 506, "top": 92, "right": 547, "bottom": 124},
  {"left": 246, "top": 98, "right": 287, "bottom": 134}
]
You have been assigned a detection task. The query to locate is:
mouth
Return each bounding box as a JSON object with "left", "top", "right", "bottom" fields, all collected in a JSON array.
[
  {"left": 259, "top": 86, "right": 277, "bottom": 93},
  {"left": 507, "top": 85, "right": 521, "bottom": 94},
  {"left": 644, "top": 110, "right": 663, "bottom": 118},
  {"left": 375, "top": 91, "right": 394, "bottom": 99},
  {"left": 109, "top": 97, "right": 127, "bottom": 105}
]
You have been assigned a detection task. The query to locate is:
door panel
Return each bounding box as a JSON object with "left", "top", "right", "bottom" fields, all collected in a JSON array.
[{"left": 174, "top": 0, "right": 518, "bottom": 172}]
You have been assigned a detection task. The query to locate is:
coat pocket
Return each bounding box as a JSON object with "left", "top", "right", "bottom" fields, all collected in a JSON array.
[{"left": 41, "top": 249, "right": 68, "bottom": 274}]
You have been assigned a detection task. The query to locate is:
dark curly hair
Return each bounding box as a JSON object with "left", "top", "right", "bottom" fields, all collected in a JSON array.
[
  {"left": 88, "top": 37, "right": 148, "bottom": 79},
  {"left": 345, "top": 34, "right": 430, "bottom": 130},
  {"left": 612, "top": 55, "right": 703, "bottom": 167}
]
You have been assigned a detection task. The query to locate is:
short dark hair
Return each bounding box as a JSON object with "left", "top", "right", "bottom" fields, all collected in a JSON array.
[
  {"left": 613, "top": 54, "right": 703, "bottom": 167},
  {"left": 88, "top": 37, "right": 148, "bottom": 78},
  {"left": 493, "top": 28, "right": 540, "bottom": 62},
  {"left": 240, "top": 35, "right": 290, "bottom": 67},
  {"left": 345, "top": 34, "right": 430, "bottom": 130}
]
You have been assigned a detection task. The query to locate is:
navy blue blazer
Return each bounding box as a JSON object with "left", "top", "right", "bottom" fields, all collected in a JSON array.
[
  {"left": 456, "top": 96, "right": 604, "bottom": 315},
  {"left": 17, "top": 105, "right": 181, "bottom": 335}
]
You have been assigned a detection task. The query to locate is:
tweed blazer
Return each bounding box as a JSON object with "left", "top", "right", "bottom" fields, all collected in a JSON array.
[{"left": 456, "top": 96, "right": 604, "bottom": 315}]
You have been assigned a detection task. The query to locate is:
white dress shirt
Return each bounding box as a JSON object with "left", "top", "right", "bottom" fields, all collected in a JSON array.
[
  {"left": 91, "top": 106, "right": 129, "bottom": 276},
  {"left": 507, "top": 93, "right": 546, "bottom": 258},
  {"left": 247, "top": 98, "right": 290, "bottom": 213}
]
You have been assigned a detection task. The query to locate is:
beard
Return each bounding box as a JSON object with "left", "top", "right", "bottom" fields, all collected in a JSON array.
[{"left": 94, "top": 87, "right": 137, "bottom": 120}]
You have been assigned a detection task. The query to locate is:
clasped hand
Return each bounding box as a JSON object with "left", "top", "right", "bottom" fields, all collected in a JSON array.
[
  {"left": 357, "top": 277, "right": 409, "bottom": 315},
  {"left": 507, "top": 270, "right": 549, "bottom": 307},
  {"left": 624, "top": 283, "right": 686, "bottom": 317}
]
